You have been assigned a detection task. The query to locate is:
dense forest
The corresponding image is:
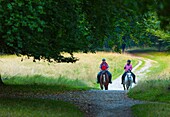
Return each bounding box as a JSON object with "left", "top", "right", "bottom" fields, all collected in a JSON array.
[{"left": 0, "top": 0, "right": 170, "bottom": 62}]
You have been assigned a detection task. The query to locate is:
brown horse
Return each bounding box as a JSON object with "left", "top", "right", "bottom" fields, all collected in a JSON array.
[{"left": 100, "top": 71, "right": 109, "bottom": 90}]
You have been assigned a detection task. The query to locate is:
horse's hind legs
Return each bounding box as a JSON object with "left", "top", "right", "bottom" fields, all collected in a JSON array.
[
  {"left": 100, "top": 85, "right": 103, "bottom": 90},
  {"left": 123, "top": 85, "right": 126, "bottom": 90},
  {"left": 105, "top": 85, "right": 108, "bottom": 90}
]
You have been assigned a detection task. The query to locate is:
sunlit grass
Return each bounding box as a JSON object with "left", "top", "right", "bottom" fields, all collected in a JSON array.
[{"left": 0, "top": 52, "right": 138, "bottom": 87}]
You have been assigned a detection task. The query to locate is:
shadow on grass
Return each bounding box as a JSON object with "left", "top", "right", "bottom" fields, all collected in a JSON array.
[
  {"left": 0, "top": 75, "right": 93, "bottom": 96},
  {"left": 0, "top": 97, "right": 84, "bottom": 117}
]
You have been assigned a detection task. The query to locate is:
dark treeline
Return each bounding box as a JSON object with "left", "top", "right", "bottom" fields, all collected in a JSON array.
[{"left": 0, "top": 0, "right": 170, "bottom": 62}]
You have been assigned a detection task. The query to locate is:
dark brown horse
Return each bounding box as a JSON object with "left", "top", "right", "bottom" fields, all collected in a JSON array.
[{"left": 100, "top": 71, "right": 109, "bottom": 90}]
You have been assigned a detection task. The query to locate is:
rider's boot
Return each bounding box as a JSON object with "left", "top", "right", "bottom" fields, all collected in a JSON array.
[
  {"left": 121, "top": 77, "right": 124, "bottom": 84},
  {"left": 97, "top": 74, "right": 100, "bottom": 83},
  {"left": 133, "top": 77, "right": 136, "bottom": 84},
  {"left": 109, "top": 77, "right": 112, "bottom": 84},
  {"left": 133, "top": 79, "right": 136, "bottom": 84},
  {"left": 97, "top": 77, "right": 100, "bottom": 83}
]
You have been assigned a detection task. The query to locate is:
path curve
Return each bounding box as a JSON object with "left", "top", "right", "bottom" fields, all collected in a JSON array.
[{"left": 38, "top": 58, "right": 155, "bottom": 117}]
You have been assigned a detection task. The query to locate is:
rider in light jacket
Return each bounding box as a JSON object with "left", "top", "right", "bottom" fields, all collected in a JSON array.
[{"left": 121, "top": 60, "right": 136, "bottom": 84}]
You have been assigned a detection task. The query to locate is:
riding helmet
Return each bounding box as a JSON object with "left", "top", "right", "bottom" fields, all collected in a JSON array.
[
  {"left": 102, "top": 58, "right": 106, "bottom": 61},
  {"left": 127, "top": 60, "right": 131, "bottom": 63}
]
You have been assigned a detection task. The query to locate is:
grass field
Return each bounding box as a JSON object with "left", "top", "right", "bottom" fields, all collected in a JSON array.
[
  {"left": 128, "top": 50, "right": 170, "bottom": 117},
  {"left": 0, "top": 52, "right": 139, "bottom": 116},
  {"left": 0, "top": 52, "right": 138, "bottom": 88}
]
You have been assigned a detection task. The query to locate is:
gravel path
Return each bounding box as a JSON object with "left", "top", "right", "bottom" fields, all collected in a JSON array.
[
  {"left": 40, "top": 90, "right": 144, "bottom": 117},
  {"left": 38, "top": 58, "right": 154, "bottom": 117}
]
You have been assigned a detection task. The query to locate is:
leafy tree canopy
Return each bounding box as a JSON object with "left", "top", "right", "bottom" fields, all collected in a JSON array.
[{"left": 0, "top": 0, "right": 169, "bottom": 62}]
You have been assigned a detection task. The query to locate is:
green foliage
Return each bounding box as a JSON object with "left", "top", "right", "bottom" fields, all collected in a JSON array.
[
  {"left": 0, "top": 0, "right": 170, "bottom": 61},
  {"left": 0, "top": 0, "right": 93, "bottom": 61}
]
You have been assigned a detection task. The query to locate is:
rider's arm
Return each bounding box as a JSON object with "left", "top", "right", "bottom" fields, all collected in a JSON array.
[
  {"left": 99, "top": 64, "right": 102, "bottom": 70},
  {"left": 124, "top": 64, "right": 126, "bottom": 70},
  {"left": 107, "top": 64, "right": 109, "bottom": 68}
]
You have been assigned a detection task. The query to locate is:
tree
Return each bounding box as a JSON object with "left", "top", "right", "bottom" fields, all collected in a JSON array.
[{"left": 1, "top": 0, "right": 169, "bottom": 63}]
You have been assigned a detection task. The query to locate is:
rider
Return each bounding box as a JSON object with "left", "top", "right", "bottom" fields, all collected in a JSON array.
[
  {"left": 97, "top": 58, "right": 112, "bottom": 83},
  {"left": 121, "top": 60, "right": 136, "bottom": 84}
]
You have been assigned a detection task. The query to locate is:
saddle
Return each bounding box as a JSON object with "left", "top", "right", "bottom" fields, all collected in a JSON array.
[{"left": 101, "top": 70, "right": 107, "bottom": 74}]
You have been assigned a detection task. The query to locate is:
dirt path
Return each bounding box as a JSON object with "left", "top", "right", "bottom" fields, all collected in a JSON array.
[{"left": 37, "top": 58, "right": 155, "bottom": 117}]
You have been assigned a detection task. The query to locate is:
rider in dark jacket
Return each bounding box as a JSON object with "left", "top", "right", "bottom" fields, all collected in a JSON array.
[
  {"left": 121, "top": 60, "right": 136, "bottom": 84},
  {"left": 97, "top": 58, "right": 112, "bottom": 83}
]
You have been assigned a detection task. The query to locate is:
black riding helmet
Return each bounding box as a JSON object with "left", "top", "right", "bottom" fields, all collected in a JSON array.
[
  {"left": 127, "top": 60, "right": 131, "bottom": 63},
  {"left": 102, "top": 58, "right": 106, "bottom": 61}
]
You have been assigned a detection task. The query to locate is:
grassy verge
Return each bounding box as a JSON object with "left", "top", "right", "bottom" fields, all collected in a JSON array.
[
  {"left": 128, "top": 50, "right": 170, "bottom": 117},
  {"left": 132, "top": 103, "right": 170, "bottom": 117},
  {"left": 128, "top": 52, "right": 170, "bottom": 102},
  {"left": 0, "top": 97, "right": 83, "bottom": 117},
  {"left": 0, "top": 75, "right": 92, "bottom": 96}
]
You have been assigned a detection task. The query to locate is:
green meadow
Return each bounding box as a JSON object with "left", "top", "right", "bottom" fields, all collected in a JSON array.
[{"left": 128, "top": 50, "right": 170, "bottom": 117}]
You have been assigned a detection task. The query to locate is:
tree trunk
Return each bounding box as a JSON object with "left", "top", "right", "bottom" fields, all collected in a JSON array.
[
  {"left": 0, "top": 74, "right": 4, "bottom": 86},
  {"left": 158, "top": 40, "right": 163, "bottom": 52}
]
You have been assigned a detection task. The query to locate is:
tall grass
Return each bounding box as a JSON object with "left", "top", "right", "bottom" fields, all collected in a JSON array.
[{"left": 0, "top": 52, "right": 138, "bottom": 88}]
